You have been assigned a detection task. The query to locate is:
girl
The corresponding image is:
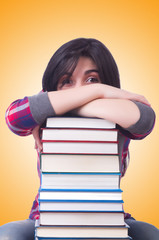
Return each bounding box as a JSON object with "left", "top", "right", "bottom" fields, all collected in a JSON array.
[{"left": 1, "top": 38, "right": 158, "bottom": 240}]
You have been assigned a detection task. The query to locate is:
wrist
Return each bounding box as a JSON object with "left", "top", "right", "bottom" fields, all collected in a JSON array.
[{"left": 91, "top": 83, "right": 105, "bottom": 99}]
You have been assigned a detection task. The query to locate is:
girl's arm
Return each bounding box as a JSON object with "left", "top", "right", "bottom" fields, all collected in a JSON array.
[
  {"left": 5, "top": 84, "right": 106, "bottom": 138},
  {"left": 5, "top": 84, "right": 100, "bottom": 136},
  {"left": 6, "top": 83, "right": 149, "bottom": 134},
  {"left": 73, "top": 98, "right": 140, "bottom": 128},
  {"left": 47, "top": 83, "right": 150, "bottom": 116},
  {"left": 6, "top": 83, "right": 153, "bottom": 150},
  {"left": 5, "top": 97, "right": 38, "bottom": 136},
  {"left": 74, "top": 98, "right": 155, "bottom": 138},
  {"left": 33, "top": 84, "right": 153, "bottom": 150}
]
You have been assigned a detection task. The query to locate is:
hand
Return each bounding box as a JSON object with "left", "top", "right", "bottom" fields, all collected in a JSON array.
[
  {"left": 32, "top": 125, "right": 43, "bottom": 152},
  {"left": 102, "top": 85, "right": 151, "bottom": 106},
  {"left": 126, "top": 91, "right": 151, "bottom": 106}
]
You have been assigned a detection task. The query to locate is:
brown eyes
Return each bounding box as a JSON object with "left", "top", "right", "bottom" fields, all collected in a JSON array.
[
  {"left": 61, "top": 79, "right": 72, "bottom": 87},
  {"left": 64, "top": 77, "right": 99, "bottom": 85},
  {"left": 86, "top": 77, "right": 100, "bottom": 83},
  {"left": 58, "top": 76, "right": 100, "bottom": 89}
]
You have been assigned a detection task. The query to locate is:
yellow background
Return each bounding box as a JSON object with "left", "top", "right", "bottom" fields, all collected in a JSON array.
[{"left": 0, "top": 0, "right": 159, "bottom": 228}]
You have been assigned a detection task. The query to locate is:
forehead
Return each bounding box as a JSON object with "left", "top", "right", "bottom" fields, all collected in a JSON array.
[
  {"left": 76, "top": 57, "right": 97, "bottom": 68},
  {"left": 58, "top": 56, "right": 98, "bottom": 81},
  {"left": 72, "top": 57, "right": 98, "bottom": 74}
]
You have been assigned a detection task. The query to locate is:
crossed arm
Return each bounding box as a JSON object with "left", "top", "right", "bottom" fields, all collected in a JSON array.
[{"left": 31, "top": 83, "right": 152, "bottom": 151}]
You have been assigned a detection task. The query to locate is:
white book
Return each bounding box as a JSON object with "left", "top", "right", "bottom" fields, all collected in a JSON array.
[
  {"left": 40, "top": 154, "right": 120, "bottom": 173},
  {"left": 39, "top": 200, "right": 124, "bottom": 212},
  {"left": 39, "top": 211, "right": 125, "bottom": 226},
  {"left": 35, "top": 237, "right": 131, "bottom": 240},
  {"left": 35, "top": 225, "right": 129, "bottom": 238},
  {"left": 46, "top": 117, "right": 116, "bottom": 129},
  {"left": 41, "top": 173, "right": 120, "bottom": 190},
  {"left": 39, "top": 190, "right": 123, "bottom": 201},
  {"left": 42, "top": 128, "right": 118, "bottom": 142},
  {"left": 42, "top": 141, "right": 118, "bottom": 154}
]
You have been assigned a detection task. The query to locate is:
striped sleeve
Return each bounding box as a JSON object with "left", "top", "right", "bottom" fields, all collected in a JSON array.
[{"left": 5, "top": 97, "right": 38, "bottom": 136}]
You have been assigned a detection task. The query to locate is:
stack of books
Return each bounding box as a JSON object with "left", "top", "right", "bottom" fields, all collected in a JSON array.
[{"left": 35, "top": 117, "right": 131, "bottom": 240}]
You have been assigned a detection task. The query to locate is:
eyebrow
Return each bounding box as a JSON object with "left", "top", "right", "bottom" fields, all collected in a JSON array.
[
  {"left": 61, "top": 69, "right": 99, "bottom": 78},
  {"left": 84, "top": 69, "right": 99, "bottom": 75}
]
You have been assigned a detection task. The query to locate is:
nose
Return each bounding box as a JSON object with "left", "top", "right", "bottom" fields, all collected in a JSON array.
[
  {"left": 74, "top": 82, "right": 83, "bottom": 88},
  {"left": 73, "top": 78, "right": 85, "bottom": 88}
]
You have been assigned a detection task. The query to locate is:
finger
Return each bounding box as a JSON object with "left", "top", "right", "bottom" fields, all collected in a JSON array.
[
  {"left": 34, "top": 138, "right": 43, "bottom": 152},
  {"left": 32, "top": 126, "right": 43, "bottom": 152},
  {"left": 136, "top": 96, "right": 151, "bottom": 106},
  {"left": 35, "top": 134, "right": 43, "bottom": 152},
  {"left": 37, "top": 140, "right": 43, "bottom": 152},
  {"left": 34, "top": 141, "right": 38, "bottom": 149}
]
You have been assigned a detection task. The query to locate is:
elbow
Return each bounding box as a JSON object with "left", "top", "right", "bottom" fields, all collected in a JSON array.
[
  {"left": 138, "top": 106, "right": 155, "bottom": 139},
  {"left": 5, "top": 99, "right": 37, "bottom": 136},
  {"left": 5, "top": 109, "right": 32, "bottom": 136},
  {"left": 137, "top": 105, "right": 156, "bottom": 135},
  {"left": 124, "top": 102, "right": 156, "bottom": 139}
]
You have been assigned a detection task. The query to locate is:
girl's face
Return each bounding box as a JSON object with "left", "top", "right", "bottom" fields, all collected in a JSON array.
[{"left": 57, "top": 57, "right": 101, "bottom": 90}]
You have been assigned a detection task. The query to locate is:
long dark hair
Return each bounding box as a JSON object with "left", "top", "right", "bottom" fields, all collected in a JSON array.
[{"left": 42, "top": 38, "right": 120, "bottom": 91}]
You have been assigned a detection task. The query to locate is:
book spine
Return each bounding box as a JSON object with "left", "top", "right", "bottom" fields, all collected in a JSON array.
[
  {"left": 39, "top": 188, "right": 123, "bottom": 192},
  {"left": 42, "top": 127, "right": 119, "bottom": 131},
  {"left": 42, "top": 140, "right": 118, "bottom": 143},
  {"left": 38, "top": 199, "right": 124, "bottom": 203}
]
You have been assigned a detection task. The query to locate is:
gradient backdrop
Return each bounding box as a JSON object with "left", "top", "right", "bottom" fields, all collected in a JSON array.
[{"left": 0, "top": 0, "right": 159, "bottom": 228}]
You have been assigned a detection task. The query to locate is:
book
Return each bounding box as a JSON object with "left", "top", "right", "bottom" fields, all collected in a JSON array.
[
  {"left": 35, "top": 236, "right": 132, "bottom": 240},
  {"left": 39, "top": 189, "right": 123, "bottom": 201},
  {"left": 35, "top": 238, "right": 132, "bottom": 240},
  {"left": 35, "top": 238, "right": 131, "bottom": 240},
  {"left": 38, "top": 211, "right": 125, "bottom": 226},
  {"left": 39, "top": 200, "right": 124, "bottom": 212},
  {"left": 46, "top": 117, "right": 116, "bottom": 129},
  {"left": 40, "top": 154, "right": 120, "bottom": 173},
  {"left": 42, "top": 128, "right": 118, "bottom": 142},
  {"left": 35, "top": 225, "right": 129, "bottom": 238},
  {"left": 41, "top": 172, "right": 121, "bottom": 190},
  {"left": 42, "top": 141, "right": 118, "bottom": 154}
]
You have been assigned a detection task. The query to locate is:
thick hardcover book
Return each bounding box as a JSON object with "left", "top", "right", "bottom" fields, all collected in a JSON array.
[
  {"left": 39, "top": 189, "right": 123, "bottom": 201},
  {"left": 39, "top": 199, "right": 124, "bottom": 212},
  {"left": 46, "top": 117, "right": 116, "bottom": 129},
  {"left": 42, "top": 141, "right": 118, "bottom": 154},
  {"left": 41, "top": 172, "right": 121, "bottom": 190},
  {"left": 35, "top": 238, "right": 132, "bottom": 240},
  {"left": 35, "top": 225, "right": 129, "bottom": 238},
  {"left": 42, "top": 128, "right": 118, "bottom": 142},
  {"left": 40, "top": 154, "right": 120, "bottom": 173},
  {"left": 38, "top": 211, "right": 125, "bottom": 226}
]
